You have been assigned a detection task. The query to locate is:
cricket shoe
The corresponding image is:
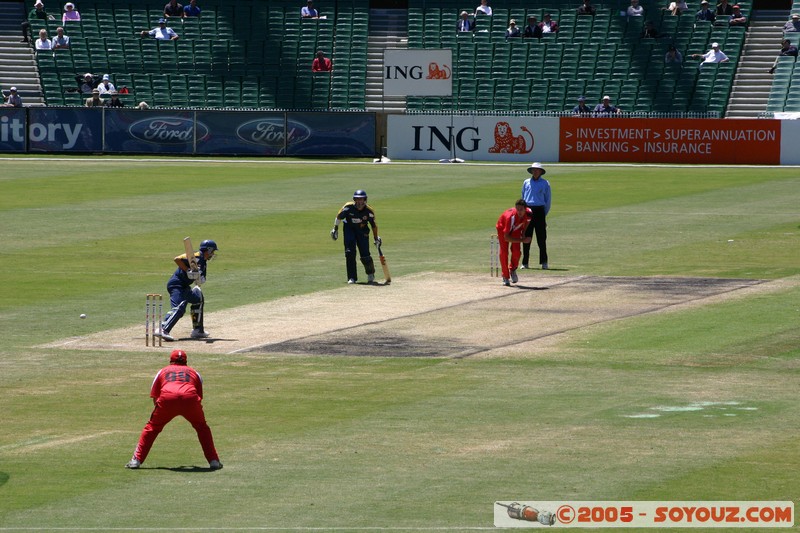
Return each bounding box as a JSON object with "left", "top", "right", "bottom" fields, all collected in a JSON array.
[
  {"left": 125, "top": 458, "right": 141, "bottom": 469},
  {"left": 541, "top": 263, "right": 549, "bottom": 270},
  {"left": 510, "top": 269, "right": 518, "bottom": 283},
  {"left": 209, "top": 460, "right": 223, "bottom": 470},
  {"left": 191, "top": 328, "right": 210, "bottom": 339},
  {"left": 502, "top": 277, "right": 511, "bottom": 286},
  {"left": 347, "top": 279, "right": 356, "bottom": 284},
  {"left": 154, "top": 329, "right": 175, "bottom": 342},
  {"left": 367, "top": 273, "right": 375, "bottom": 283},
  {"left": 520, "top": 264, "right": 529, "bottom": 269}
]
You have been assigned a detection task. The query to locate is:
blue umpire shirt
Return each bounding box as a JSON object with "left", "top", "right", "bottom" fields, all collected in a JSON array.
[{"left": 522, "top": 176, "right": 552, "bottom": 215}]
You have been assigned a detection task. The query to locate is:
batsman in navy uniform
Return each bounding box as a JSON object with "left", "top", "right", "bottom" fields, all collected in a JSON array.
[
  {"left": 331, "top": 190, "right": 381, "bottom": 284},
  {"left": 156, "top": 239, "right": 219, "bottom": 341}
]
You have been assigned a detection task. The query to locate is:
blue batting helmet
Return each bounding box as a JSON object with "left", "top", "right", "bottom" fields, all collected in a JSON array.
[
  {"left": 353, "top": 189, "right": 367, "bottom": 199},
  {"left": 199, "top": 239, "right": 219, "bottom": 252}
]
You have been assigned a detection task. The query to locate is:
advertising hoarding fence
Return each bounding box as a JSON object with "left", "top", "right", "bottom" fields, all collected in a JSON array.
[{"left": 0, "top": 108, "right": 376, "bottom": 157}]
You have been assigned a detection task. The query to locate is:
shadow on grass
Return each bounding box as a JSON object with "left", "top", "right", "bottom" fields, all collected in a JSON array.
[{"left": 151, "top": 465, "right": 221, "bottom": 473}]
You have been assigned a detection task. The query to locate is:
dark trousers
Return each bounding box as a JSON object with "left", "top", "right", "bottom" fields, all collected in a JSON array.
[
  {"left": 343, "top": 230, "right": 374, "bottom": 281},
  {"left": 522, "top": 205, "right": 547, "bottom": 266}
]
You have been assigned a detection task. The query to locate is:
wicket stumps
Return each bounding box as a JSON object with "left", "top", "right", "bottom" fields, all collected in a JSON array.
[
  {"left": 145, "top": 293, "right": 163, "bottom": 347},
  {"left": 490, "top": 234, "right": 499, "bottom": 277}
]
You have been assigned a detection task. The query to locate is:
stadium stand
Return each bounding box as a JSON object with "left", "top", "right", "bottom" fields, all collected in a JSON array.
[{"left": 25, "top": 0, "right": 767, "bottom": 114}]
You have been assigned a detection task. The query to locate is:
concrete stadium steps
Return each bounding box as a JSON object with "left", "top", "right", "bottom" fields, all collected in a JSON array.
[
  {"left": 0, "top": 0, "right": 44, "bottom": 106},
  {"left": 366, "top": 9, "right": 407, "bottom": 112},
  {"left": 727, "top": 9, "right": 791, "bottom": 118}
]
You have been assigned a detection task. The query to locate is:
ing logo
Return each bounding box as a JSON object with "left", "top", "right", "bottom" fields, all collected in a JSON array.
[
  {"left": 426, "top": 62, "right": 451, "bottom": 80},
  {"left": 488, "top": 122, "right": 534, "bottom": 154}
]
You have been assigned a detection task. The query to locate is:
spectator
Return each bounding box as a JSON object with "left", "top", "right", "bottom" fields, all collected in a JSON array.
[
  {"left": 457, "top": 11, "right": 475, "bottom": 32},
  {"left": 627, "top": 0, "right": 644, "bottom": 17},
  {"left": 505, "top": 18, "right": 521, "bottom": 40},
  {"left": 593, "top": 95, "right": 622, "bottom": 116},
  {"left": 539, "top": 12, "right": 559, "bottom": 33},
  {"left": 301, "top": 0, "right": 319, "bottom": 18},
  {"left": 141, "top": 18, "right": 179, "bottom": 40},
  {"left": 665, "top": 44, "right": 683, "bottom": 63},
  {"left": 768, "top": 39, "right": 798, "bottom": 73},
  {"left": 137, "top": 101, "right": 150, "bottom": 109},
  {"left": 475, "top": 0, "right": 492, "bottom": 16},
  {"left": 97, "top": 74, "right": 116, "bottom": 94},
  {"left": 641, "top": 20, "right": 660, "bottom": 38},
  {"left": 783, "top": 13, "right": 800, "bottom": 32},
  {"left": 729, "top": 4, "right": 746, "bottom": 26},
  {"left": 85, "top": 87, "right": 104, "bottom": 107},
  {"left": 79, "top": 73, "right": 95, "bottom": 93},
  {"left": 106, "top": 90, "right": 124, "bottom": 107},
  {"left": 163, "top": 0, "right": 184, "bottom": 18},
  {"left": 691, "top": 42, "right": 729, "bottom": 69},
  {"left": 523, "top": 15, "right": 542, "bottom": 38},
  {"left": 666, "top": 0, "right": 688, "bottom": 15},
  {"left": 312, "top": 50, "right": 332, "bottom": 71},
  {"left": 184, "top": 0, "right": 201, "bottom": 17},
  {"left": 52, "top": 26, "right": 70, "bottom": 48},
  {"left": 35, "top": 28, "right": 52, "bottom": 50},
  {"left": 577, "top": 0, "right": 596, "bottom": 16},
  {"left": 572, "top": 95, "right": 592, "bottom": 115},
  {"left": 716, "top": 0, "right": 733, "bottom": 16},
  {"left": 696, "top": 0, "right": 716, "bottom": 22},
  {"left": 1, "top": 87, "right": 23, "bottom": 108},
  {"left": 21, "top": 1, "right": 50, "bottom": 44},
  {"left": 62, "top": 2, "right": 80, "bottom": 22}
]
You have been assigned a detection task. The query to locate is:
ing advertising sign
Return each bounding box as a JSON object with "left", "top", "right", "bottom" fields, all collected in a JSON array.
[
  {"left": 383, "top": 49, "right": 453, "bottom": 96},
  {"left": 387, "top": 115, "right": 560, "bottom": 161}
]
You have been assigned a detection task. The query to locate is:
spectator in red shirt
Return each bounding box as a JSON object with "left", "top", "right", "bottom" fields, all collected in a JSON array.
[
  {"left": 312, "top": 50, "right": 332, "bottom": 71},
  {"left": 125, "top": 350, "right": 222, "bottom": 470}
]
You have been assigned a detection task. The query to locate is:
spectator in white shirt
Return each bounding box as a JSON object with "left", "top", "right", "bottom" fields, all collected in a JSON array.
[
  {"left": 475, "top": 0, "right": 492, "bottom": 16},
  {"left": 691, "top": 42, "right": 729, "bottom": 69},
  {"left": 35, "top": 28, "right": 52, "bottom": 50},
  {"left": 627, "top": 0, "right": 644, "bottom": 16},
  {"left": 97, "top": 74, "right": 116, "bottom": 94},
  {"left": 141, "top": 18, "right": 179, "bottom": 40}
]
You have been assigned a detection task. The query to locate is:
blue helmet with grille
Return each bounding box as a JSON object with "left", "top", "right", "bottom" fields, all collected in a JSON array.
[{"left": 199, "top": 239, "right": 218, "bottom": 252}]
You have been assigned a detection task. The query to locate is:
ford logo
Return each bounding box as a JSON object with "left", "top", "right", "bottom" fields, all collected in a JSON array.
[
  {"left": 129, "top": 117, "right": 209, "bottom": 144},
  {"left": 236, "top": 119, "right": 312, "bottom": 147}
]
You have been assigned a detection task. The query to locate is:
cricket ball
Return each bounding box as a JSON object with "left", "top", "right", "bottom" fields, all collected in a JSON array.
[{"left": 80, "top": 313, "right": 87, "bottom": 319}]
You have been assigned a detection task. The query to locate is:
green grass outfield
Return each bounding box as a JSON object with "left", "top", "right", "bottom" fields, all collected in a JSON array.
[{"left": 1, "top": 158, "right": 799, "bottom": 531}]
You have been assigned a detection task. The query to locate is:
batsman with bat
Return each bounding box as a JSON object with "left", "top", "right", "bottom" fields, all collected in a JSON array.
[
  {"left": 331, "top": 189, "right": 381, "bottom": 284},
  {"left": 156, "top": 238, "right": 219, "bottom": 341},
  {"left": 496, "top": 199, "right": 532, "bottom": 286}
]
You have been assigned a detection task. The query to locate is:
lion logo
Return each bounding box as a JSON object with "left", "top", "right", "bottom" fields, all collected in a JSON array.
[
  {"left": 426, "top": 62, "right": 451, "bottom": 80},
  {"left": 488, "top": 122, "right": 534, "bottom": 154}
]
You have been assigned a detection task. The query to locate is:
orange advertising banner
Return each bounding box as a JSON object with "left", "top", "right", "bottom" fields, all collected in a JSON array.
[{"left": 559, "top": 118, "right": 781, "bottom": 164}]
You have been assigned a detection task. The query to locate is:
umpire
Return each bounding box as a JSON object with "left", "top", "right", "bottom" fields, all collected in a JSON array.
[{"left": 520, "top": 162, "right": 551, "bottom": 270}]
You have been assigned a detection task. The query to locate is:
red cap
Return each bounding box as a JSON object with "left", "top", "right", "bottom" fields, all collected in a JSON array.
[{"left": 170, "top": 349, "right": 187, "bottom": 364}]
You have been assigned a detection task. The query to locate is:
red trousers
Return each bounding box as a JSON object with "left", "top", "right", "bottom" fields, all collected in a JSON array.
[
  {"left": 497, "top": 232, "right": 521, "bottom": 279},
  {"left": 134, "top": 395, "right": 219, "bottom": 464}
]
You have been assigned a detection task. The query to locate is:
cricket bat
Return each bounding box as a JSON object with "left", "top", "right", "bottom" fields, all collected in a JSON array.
[
  {"left": 377, "top": 242, "right": 391, "bottom": 285},
  {"left": 183, "top": 237, "right": 199, "bottom": 272}
]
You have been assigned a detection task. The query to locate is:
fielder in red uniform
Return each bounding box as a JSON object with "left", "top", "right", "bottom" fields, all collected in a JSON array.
[
  {"left": 126, "top": 349, "right": 222, "bottom": 470},
  {"left": 496, "top": 199, "right": 532, "bottom": 286}
]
